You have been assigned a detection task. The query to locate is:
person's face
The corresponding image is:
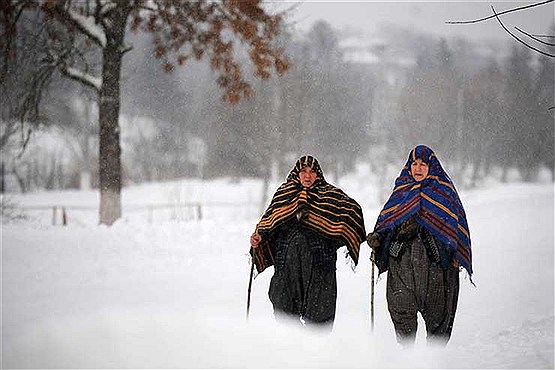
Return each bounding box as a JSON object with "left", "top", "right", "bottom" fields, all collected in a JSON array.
[
  {"left": 410, "top": 158, "right": 429, "bottom": 182},
  {"left": 299, "top": 166, "right": 317, "bottom": 188}
]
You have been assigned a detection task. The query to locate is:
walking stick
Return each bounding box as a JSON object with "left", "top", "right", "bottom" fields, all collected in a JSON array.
[
  {"left": 370, "top": 251, "right": 375, "bottom": 332},
  {"left": 246, "top": 256, "right": 255, "bottom": 320}
]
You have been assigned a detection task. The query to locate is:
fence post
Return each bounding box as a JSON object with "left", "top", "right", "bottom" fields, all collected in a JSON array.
[
  {"left": 196, "top": 203, "right": 202, "bottom": 221},
  {"left": 62, "top": 207, "right": 67, "bottom": 226},
  {"left": 52, "top": 206, "right": 57, "bottom": 226}
]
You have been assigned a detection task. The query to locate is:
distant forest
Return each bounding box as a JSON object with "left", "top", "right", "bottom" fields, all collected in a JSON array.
[{"left": 2, "top": 10, "right": 554, "bottom": 193}]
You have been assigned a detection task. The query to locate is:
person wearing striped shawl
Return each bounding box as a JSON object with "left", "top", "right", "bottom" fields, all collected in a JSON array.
[
  {"left": 250, "top": 155, "right": 366, "bottom": 329},
  {"left": 367, "top": 145, "right": 472, "bottom": 346}
]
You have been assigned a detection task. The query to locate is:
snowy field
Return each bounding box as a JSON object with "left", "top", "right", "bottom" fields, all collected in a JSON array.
[{"left": 2, "top": 178, "right": 554, "bottom": 368}]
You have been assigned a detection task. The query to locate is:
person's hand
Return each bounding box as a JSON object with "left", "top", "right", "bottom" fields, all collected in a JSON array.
[
  {"left": 366, "top": 232, "right": 380, "bottom": 251},
  {"left": 250, "top": 232, "right": 262, "bottom": 248}
]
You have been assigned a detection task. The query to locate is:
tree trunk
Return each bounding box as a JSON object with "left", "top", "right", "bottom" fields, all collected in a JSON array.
[
  {"left": 56, "top": 153, "right": 64, "bottom": 189},
  {"left": 80, "top": 102, "right": 93, "bottom": 190},
  {"left": 98, "top": 9, "right": 128, "bottom": 225},
  {"left": 12, "top": 166, "right": 26, "bottom": 193},
  {"left": 501, "top": 165, "right": 508, "bottom": 183},
  {"left": 470, "top": 155, "right": 482, "bottom": 188},
  {"left": 1, "top": 161, "right": 5, "bottom": 193},
  {"left": 80, "top": 134, "right": 91, "bottom": 190}
]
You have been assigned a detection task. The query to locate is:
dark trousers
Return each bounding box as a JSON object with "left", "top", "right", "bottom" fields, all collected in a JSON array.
[
  {"left": 268, "top": 228, "right": 337, "bottom": 329},
  {"left": 386, "top": 237, "right": 459, "bottom": 346}
]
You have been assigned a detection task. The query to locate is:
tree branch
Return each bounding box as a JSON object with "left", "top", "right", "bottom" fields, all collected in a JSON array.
[
  {"left": 15, "top": 127, "right": 32, "bottom": 159},
  {"left": 0, "top": 119, "right": 19, "bottom": 150},
  {"left": 61, "top": 66, "right": 102, "bottom": 91},
  {"left": 491, "top": 5, "right": 555, "bottom": 58},
  {"left": 48, "top": 3, "right": 107, "bottom": 48},
  {"left": 99, "top": 1, "right": 117, "bottom": 16},
  {"left": 446, "top": 0, "right": 554, "bottom": 25},
  {"left": 139, "top": 5, "right": 157, "bottom": 12},
  {"left": 1, "top": 0, "right": 36, "bottom": 82},
  {"left": 515, "top": 26, "right": 555, "bottom": 47},
  {"left": 121, "top": 43, "right": 133, "bottom": 54}
]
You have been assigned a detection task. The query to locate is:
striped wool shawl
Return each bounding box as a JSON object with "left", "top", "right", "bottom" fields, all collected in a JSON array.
[
  {"left": 373, "top": 145, "right": 472, "bottom": 275},
  {"left": 251, "top": 156, "right": 366, "bottom": 274}
]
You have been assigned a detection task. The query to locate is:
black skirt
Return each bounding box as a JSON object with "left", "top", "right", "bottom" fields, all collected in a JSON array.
[{"left": 268, "top": 222, "right": 339, "bottom": 324}]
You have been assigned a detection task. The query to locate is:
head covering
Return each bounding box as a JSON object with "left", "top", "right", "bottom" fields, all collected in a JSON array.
[
  {"left": 286, "top": 154, "right": 325, "bottom": 185},
  {"left": 251, "top": 155, "right": 366, "bottom": 273},
  {"left": 373, "top": 145, "right": 472, "bottom": 275}
]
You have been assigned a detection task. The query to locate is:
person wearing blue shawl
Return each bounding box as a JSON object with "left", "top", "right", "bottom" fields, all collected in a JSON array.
[{"left": 367, "top": 145, "right": 472, "bottom": 347}]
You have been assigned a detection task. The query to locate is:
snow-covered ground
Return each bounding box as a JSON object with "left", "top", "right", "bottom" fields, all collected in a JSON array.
[{"left": 2, "top": 179, "right": 554, "bottom": 368}]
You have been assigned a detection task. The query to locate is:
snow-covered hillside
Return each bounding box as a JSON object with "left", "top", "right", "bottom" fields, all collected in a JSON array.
[{"left": 2, "top": 181, "right": 553, "bottom": 368}]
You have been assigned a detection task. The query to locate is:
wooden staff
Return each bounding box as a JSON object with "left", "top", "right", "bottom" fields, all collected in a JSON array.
[
  {"left": 370, "top": 251, "right": 375, "bottom": 332},
  {"left": 246, "top": 257, "right": 255, "bottom": 320}
]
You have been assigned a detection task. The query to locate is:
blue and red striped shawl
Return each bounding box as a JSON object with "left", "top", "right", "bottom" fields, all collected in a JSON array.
[{"left": 374, "top": 145, "right": 472, "bottom": 275}]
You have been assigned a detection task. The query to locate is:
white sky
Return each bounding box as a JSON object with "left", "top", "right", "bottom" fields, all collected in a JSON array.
[{"left": 281, "top": 1, "right": 554, "bottom": 42}]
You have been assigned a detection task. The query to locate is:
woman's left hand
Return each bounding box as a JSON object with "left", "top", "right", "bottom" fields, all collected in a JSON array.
[
  {"left": 366, "top": 232, "right": 380, "bottom": 251},
  {"left": 250, "top": 232, "right": 262, "bottom": 248}
]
